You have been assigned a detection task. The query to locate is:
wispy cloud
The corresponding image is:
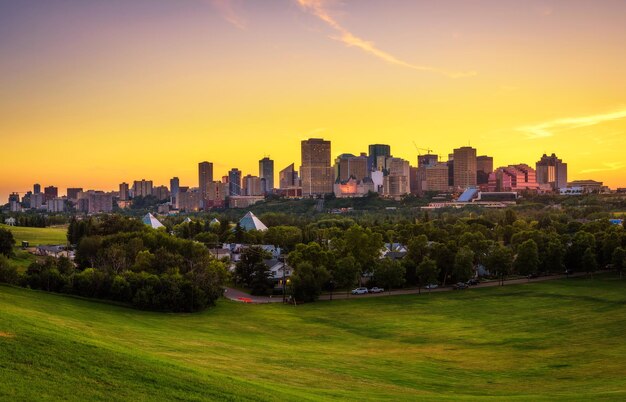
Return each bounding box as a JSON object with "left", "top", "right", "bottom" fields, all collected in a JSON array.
[
  {"left": 296, "top": 0, "right": 476, "bottom": 78},
  {"left": 580, "top": 162, "right": 625, "bottom": 174},
  {"left": 518, "top": 109, "right": 626, "bottom": 139},
  {"left": 211, "top": 0, "right": 247, "bottom": 30}
]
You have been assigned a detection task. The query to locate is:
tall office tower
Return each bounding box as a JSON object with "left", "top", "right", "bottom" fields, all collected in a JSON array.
[
  {"left": 279, "top": 163, "right": 299, "bottom": 189},
  {"left": 334, "top": 153, "right": 369, "bottom": 182},
  {"left": 44, "top": 186, "right": 58, "bottom": 201},
  {"left": 170, "top": 177, "right": 180, "bottom": 202},
  {"left": 453, "top": 146, "right": 477, "bottom": 188},
  {"left": 415, "top": 154, "right": 439, "bottom": 195},
  {"left": 425, "top": 163, "right": 451, "bottom": 192},
  {"left": 228, "top": 168, "right": 242, "bottom": 196},
  {"left": 476, "top": 155, "right": 494, "bottom": 185},
  {"left": 258, "top": 157, "right": 274, "bottom": 194},
  {"left": 119, "top": 182, "right": 130, "bottom": 201},
  {"left": 300, "top": 138, "right": 333, "bottom": 196},
  {"left": 198, "top": 162, "right": 214, "bottom": 199},
  {"left": 66, "top": 188, "right": 83, "bottom": 201},
  {"left": 368, "top": 144, "right": 391, "bottom": 172},
  {"left": 132, "top": 179, "right": 153, "bottom": 197},
  {"left": 33, "top": 183, "right": 41, "bottom": 194},
  {"left": 536, "top": 153, "right": 568, "bottom": 190}
]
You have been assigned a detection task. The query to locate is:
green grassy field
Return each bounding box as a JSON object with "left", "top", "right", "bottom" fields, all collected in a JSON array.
[
  {"left": 0, "top": 224, "right": 68, "bottom": 246},
  {"left": 0, "top": 224, "right": 68, "bottom": 270},
  {"left": 1, "top": 275, "right": 625, "bottom": 401}
]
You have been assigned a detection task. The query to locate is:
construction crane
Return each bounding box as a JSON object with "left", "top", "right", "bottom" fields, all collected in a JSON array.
[{"left": 412, "top": 142, "right": 433, "bottom": 155}]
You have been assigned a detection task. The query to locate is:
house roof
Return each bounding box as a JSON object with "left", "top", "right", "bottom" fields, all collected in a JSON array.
[
  {"left": 238, "top": 211, "right": 268, "bottom": 232},
  {"left": 142, "top": 213, "right": 164, "bottom": 229}
]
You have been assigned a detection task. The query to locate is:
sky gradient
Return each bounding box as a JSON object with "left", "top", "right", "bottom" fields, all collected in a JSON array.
[{"left": 1, "top": 0, "right": 626, "bottom": 199}]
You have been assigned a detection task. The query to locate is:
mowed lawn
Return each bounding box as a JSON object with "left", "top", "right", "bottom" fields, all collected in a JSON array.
[
  {"left": 1, "top": 276, "right": 626, "bottom": 401},
  {"left": 0, "top": 224, "right": 67, "bottom": 246},
  {"left": 0, "top": 224, "right": 68, "bottom": 270}
]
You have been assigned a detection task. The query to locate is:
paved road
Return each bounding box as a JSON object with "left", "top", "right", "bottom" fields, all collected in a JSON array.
[
  {"left": 319, "top": 271, "right": 591, "bottom": 301},
  {"left": 223, "top": 287, "right": 283, "bottom": 303},
  {"left": 225, "top": 271, "right": 595, "bottom": 304}
]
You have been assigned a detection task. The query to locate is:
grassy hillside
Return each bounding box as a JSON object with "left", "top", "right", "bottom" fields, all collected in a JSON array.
[
  {"left": 0, "top": 224, "right": 67, "bottom": 246},
  {"left": 1, "top": 276, "right": 626, "bottom": 401}
]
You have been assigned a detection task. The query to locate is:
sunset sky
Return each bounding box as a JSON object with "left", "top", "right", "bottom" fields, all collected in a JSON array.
[{"left": 1, "top": 0, "right": 626, "bottom": 199}]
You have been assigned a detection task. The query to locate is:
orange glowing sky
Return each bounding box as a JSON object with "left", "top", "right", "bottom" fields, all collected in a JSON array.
[{"left": 1, "top": 0, "right": 626, "bottom": 199}]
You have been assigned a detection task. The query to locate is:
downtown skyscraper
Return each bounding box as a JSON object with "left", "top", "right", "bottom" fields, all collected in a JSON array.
[{"left": 300, "top": 138, "right": 333, "bottom": 196}]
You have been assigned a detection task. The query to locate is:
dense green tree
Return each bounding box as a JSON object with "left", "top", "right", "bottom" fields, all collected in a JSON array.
[
  {"left": 542, "top": 239, "right": 565, "bottom": 273},
  {"left": 565, "top": 231, "right": 596, "bottom": 272},
  {"left": 416, "top": 257, "right": 439, "bottom": 294},
  {"left": 372, "top": 259, "right": 405, "bottom": 292},
  {"left": 486, "top": 244, "right": 513, "bottom": 285},
  {"left": 234, "top": 247, "right": 272, "bottom": 295},
  {"left": 582, "top": 247, "right": 598, "bottom": 277},
  {"left": 0, "top": 228, "right": 16, "bottom": 257},
  {"left": 264, "top": 226, "right": 303, "bottom": 252},
  {"left": 0, "top": 255, "right": 18, "bottom": 284},
  {"left": 453, "top": 246, "right": 475, "bottom": 283},
  {"left": 612, "top": 247, "right": 625, "bottom": 279},
  {"left": 514, "top": 239, "right": 540, "bottom": 277},
  {"left": 332, "top": 255, "right": 360, "bottom": 295},
  {"left": 291, "top": 261, "right": 330, "bottom": 302}
]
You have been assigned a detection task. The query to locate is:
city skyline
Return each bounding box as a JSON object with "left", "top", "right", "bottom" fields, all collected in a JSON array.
[{"left": 2, "top": 0, "right": 626, "bottom": 200}]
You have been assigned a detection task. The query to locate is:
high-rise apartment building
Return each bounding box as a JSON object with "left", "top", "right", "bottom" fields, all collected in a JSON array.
[
  {"left": 489, "top": 164, "right": 539, "bottom": 192},
  {"left": 453, "top": 147, "right": 477, "bottom": 189},
  {"left": 170, "top": 177, "right": 180, "bottom": 202},
  {"left": 368, "top": 144, "right": 391, "bottom": 172},
  {"left": 30, "top": 193, "right": 44, "bottom": 209},
  {"left": 476, "top": 155, "right": 494, "bottom": 185},
  {"left": 228, "top": 168, "right": 242, "bottom": 196},
  {"left": 300, "top": 138, "right": 333, "bottom": 196},
  {"left": 198, "top": 162, "right": 213, "bottom": 199},
  {"left": 243, "top": 175, "right": 264, "bottom": 196},
  {"left": 259, "top": 157, "right": 274, "bottom": 194},
  {"left": 279, "top": 163, "right": 299, "bottom": 189},
  {"left": 119, "top": 183, "right": 129, "bottom": 201},
  {"left": 66, "top": 188, "right": 83, "bottom": 201},
  {"left": 334, "top": 153, "right": 369, "bottom": 182},
  {"left": 154, "top": 185, "right": 170, "bottom": 201},
  {"left": 536, "top": 153, "right": 567, "bottom": 190},
  {"left": 77, "top": 191, "right": 113, "bottom": 214},
  {"left": 33, "top": 183, "right": 41, "bottom": 194},
  {"left": 47, "top": 198, "right": 65, "bottom": 213},
  {"left": 132, "top": 180, "right": 153, "bottom": 198},
  {"left": 44, "top": 186, "right": 58, "bottom": 201}
]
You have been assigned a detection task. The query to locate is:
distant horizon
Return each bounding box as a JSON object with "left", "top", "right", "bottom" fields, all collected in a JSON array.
[
  {"left": 2, "top": 0, "right": 626, "bottom": 200},
  {"left": 1, "top": 137, "right": 614, "bottom": 200}
]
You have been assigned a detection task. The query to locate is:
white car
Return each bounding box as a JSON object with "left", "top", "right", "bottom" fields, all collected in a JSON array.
[
  {"left": 424, "top": 284, "right": 438, "bottom": 289},
  {"left": 351, "top": 287, "right": 369, "bottom": 295},
  {"left": 369, "top": 287, "right": 384, "bottom": 293}
]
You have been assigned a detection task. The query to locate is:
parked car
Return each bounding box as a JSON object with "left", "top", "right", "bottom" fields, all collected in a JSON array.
[
  {"left": 369, "top": 287, "right": 384, "bottom": 293},
  {"left": 527, "top": 273, "right": 538, "bottom": 279},
  {"left": 453, "top": 282, "right": 468, "bottom": 290},
  {"left": 466, "top": 278, "right": 480, "bottom": 286},
  {"left": 351, "top": 287, "right": 369, "bottom": 295},
  {"left": 424, "top": 283, "right": 438, "bottom": 289}
]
